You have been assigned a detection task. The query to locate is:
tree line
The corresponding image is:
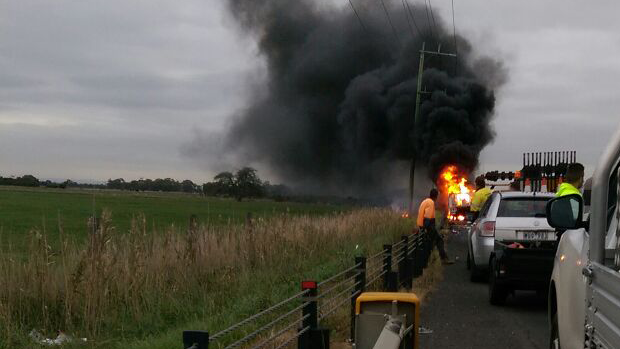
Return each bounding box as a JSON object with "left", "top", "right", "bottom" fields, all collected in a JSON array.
[{"left": 0, "top": 167, "right": 293, "bottom": 201}]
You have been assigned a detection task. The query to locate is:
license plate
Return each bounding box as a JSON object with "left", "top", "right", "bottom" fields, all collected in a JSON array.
[{"left": 517, "top": 230, "right": 555, "bottom": 241}]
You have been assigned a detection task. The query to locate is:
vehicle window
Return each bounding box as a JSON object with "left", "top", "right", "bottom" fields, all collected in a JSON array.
[
  {"left": 607, "top": 160, "right": 619, "bottom": 230},
  {"left": 479, "top": 194, "right": 494, "bottom": 217},
  {"left": 496, "top": 197, "right": 551, "bottom": 218}
]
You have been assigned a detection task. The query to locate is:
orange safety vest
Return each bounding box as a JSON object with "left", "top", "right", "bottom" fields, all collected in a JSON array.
[{"left": 417, "top": 198, "right": 435, "bottom": 227}]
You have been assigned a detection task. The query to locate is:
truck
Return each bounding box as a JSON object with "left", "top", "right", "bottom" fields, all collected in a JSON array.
[
  {"left": 447, "top": 192, "right": 474, "bottom": 234},
  {"left": 546, "top": 125, "right": 620, "bottom": 349}
]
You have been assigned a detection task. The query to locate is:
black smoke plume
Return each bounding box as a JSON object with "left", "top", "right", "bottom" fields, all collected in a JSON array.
[{"left": 219, "top": 0, "right": 505, "bottom": 195}]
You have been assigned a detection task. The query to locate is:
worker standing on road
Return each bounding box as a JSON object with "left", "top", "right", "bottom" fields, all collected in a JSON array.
[
  {"left": 417, "top": 189, "right": 453, "bottom": 265},
  {"left": 556, "top": 163, "right": 585, "bottom": 197},
  {"left": 471, "top": 176, "right": 492, "bottom": 220}
]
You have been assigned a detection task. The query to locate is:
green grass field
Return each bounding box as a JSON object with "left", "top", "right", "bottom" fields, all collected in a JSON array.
[{"left": 0, "top": 186, "right": 346, "bottom": 250}]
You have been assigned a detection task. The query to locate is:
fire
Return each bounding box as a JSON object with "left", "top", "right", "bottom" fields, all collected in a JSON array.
[{"left": 440, "top": 165, "right": 473, "bottom": 206}]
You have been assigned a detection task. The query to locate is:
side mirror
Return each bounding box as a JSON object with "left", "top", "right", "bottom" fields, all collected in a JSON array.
[{"left": 546, "top": 194, "right": 584, "bottom": 230}]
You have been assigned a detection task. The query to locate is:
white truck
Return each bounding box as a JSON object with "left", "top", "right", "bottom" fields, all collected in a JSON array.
[{"left": 547, "top": 125, "right": 620, "bottom": 349}]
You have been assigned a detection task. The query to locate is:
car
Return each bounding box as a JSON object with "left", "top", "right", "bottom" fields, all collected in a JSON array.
[
  {"left": 547, "top": 125, "right": 620, "bottom": 349},
  {"left": 467, "top": 191, "right": 556, "bottom": 286}
]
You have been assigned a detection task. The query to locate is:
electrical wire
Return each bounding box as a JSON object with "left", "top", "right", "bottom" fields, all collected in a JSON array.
[
  {"left": 427, "top": 0, "right": 439, "bottom": 39},
  {"left": 401, "top": 0, "right": 416, "bottom": 38},
  {"left": 423, "top": 0, "right": 435, "bottom": 39},
  {"left": 451, "top": 0, "right": 458, "bottom": 75},
  {"left": 403, "top": 0, "right": 422, "bottom": 36},
  {"left": 347, "top": 0, "right": 368, "bottom": 33},
  {"left": 380, "top": 0, "right": 400, "bottom": 44}
]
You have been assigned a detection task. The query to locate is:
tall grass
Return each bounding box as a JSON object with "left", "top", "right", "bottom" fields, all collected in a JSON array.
[{"left": 0, "top": 208, "right": 411, "bottom": 348}]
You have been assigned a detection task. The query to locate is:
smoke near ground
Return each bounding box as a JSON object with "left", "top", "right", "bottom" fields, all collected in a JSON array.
[{"left": 211, "top": 0, "right": 506, "bottom": 196}]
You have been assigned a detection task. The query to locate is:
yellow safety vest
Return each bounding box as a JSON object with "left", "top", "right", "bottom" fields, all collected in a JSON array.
[
  {"left": 555, "top": 182, "right": 581, "bottom": 197},
  {"left": 471, "top": 188, "right": 492, "bottom": 212}
]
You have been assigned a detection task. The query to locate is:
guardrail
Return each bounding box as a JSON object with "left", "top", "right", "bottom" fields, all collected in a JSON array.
[{"left": 182, "top": 231, "right": 433, "bottom": 349}]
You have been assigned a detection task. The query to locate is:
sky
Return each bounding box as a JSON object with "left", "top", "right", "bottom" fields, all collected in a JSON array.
[{"left": 1, "top": 0, "right": 619, "bottom": 183}]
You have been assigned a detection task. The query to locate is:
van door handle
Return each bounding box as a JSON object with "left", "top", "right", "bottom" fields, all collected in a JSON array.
[{"left": 582, "top": 266, "right": 594, "bottom": 278}]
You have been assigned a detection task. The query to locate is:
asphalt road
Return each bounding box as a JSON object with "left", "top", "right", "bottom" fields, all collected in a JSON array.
[{"left": 419, "top": 232, "right": 549, "bottom": 349}]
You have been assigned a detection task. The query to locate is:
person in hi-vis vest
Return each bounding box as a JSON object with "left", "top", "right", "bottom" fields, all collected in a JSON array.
[{"left": 417, "top": 189, "right": 453, "bottom": 264}]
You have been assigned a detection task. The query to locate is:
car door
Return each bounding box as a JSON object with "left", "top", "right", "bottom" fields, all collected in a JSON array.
[
  {"left": 469, "top": 193, "right": 496, "bottom": 261},
  {"left": 585, "top": 135, "right": 620, "bottom": 348}
]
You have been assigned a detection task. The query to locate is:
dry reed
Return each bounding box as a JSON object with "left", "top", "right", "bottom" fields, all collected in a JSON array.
[{"left": 0, "top": 208, "right": 410, "bottom": 348}]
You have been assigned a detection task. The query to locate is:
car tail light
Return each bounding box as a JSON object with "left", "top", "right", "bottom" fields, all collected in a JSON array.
[{"left": 479, "top": 221, "right": 496, "bottom": 237}]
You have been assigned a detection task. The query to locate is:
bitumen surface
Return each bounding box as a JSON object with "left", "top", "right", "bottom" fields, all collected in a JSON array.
[{"left": 419, "top": 232, "right": 548, "bottom": 349}]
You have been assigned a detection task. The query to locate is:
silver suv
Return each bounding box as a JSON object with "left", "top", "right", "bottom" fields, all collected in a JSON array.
[{"left": 467, "top": 191, "right": 556, "bottom": 282}]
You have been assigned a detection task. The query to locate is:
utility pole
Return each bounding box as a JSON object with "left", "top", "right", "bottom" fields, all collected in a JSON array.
[{"left": 408, "top": 42, "right": 457, "bottom": 214}]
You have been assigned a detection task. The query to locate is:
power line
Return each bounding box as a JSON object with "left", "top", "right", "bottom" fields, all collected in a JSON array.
[
  {"left": 402, "top": 0, "right": 421, "bottom": 36},
  {"left": 427, "top": 0, "right": 439, "bottom": 38},
  {"left": 451, "top": 0, "right": 458, "bottom": 75},
  {"left": 401, "top": 0, "right": 416, "bottom": 37},
  {"left": 423, "top": 0, "right": 435, "bottom": 39},
  {"left": 347, "top": 0, "right": 368, "bottom": 33},
  {"left": 380, "top": 0, "right": 400, "bottom": 44}
]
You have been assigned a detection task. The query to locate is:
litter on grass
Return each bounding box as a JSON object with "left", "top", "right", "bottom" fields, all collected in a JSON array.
[{"left": 29, "top": 330, "right": 87, "bottom": 346}]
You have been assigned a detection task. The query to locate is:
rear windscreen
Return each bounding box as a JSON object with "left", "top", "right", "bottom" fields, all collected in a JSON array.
[{"left": 497, "top": 198, "right": 550, "bottom": 218}]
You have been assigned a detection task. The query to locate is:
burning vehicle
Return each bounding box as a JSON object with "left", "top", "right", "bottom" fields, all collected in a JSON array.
[{"left": 439, "top": 166, "right": 475, "bottom": 232}]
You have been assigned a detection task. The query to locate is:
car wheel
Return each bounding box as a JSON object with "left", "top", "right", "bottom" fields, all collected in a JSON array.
[
  {"left": 550, "top": 311, "right": 560, "bottom": 349},
  {"left": 489, "top": 258, "right": 508, "bottom": 305}
]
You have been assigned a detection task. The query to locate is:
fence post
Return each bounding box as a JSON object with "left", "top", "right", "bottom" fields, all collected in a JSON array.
[
  {"left": 413, "top": 234, "right": 423, "bottom": 277},
  {"left": 382, "top": 244, "right": 397, "bottom": 292},
  {"left": 398, "top": 235, "right": 412, "bottom": 289},
  {"left": 405, "top": 236, "right": 415, "bottom": 288},
  {"left": 183, "top": 330, "right": 209, "bottom": 349},
  {"left": 298, "top": 281, "right": 329, "bottom": 349},
  {"left": 350, "top": 256, "right": 366, "bottom": 342}
]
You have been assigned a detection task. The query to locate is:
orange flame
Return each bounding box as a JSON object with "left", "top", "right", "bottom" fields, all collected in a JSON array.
[{"left": 440, "top": 165, "right": 473, "bottom": 206}]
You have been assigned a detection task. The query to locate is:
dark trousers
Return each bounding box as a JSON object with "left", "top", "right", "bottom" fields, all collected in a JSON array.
[{"left": 421, "top": 218, "right": 449, "bottom": 260}]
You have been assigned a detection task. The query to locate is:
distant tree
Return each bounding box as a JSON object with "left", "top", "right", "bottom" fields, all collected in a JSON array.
[
  {"left": 214, "top": 172, "right": 234, "bottom": 187},
  {"left": 234, "top": 167, "right": 264, "bottom": 201},
  {"left": 202, "top": 182, "right": 220, "bottom": 196},
  {"left": 59, "top": 179, "right": 77, "bottom": 189},
  {"left": 210, "top": 171, "right": 235, "bottom": 196},
  {"left": 181, "top": 180, "right": 198, "bottom": 193},
  {"left": 107, "top": 178, "right": 126, "bottom": 190},
  {"left": 16, "top": 175, "right": 40, "bottom": 187}
]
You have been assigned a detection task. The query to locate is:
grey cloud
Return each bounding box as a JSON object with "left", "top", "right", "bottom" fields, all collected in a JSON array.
[{"left": 0, "top": 0, "right": 619, "bottom": 185}]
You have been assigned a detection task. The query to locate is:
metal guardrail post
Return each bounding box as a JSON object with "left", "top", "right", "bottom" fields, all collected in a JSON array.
[
  {"left": 405, "top": 236, "right": 415, "bottom": 289},
  {"left": 382, "top": 244, "right": 397, "bottom": 292},
  {"left": 398, "top": 235, "right": 412, "bottom": 289},
  {"left": 413, "top": 235, "right": 423, "bottom": 277},
  {"left": 350, "top": 256, "right": 366, "bottom": 342},
  {"left": 299, "top": 281, "right": 329, "bottom": 349},
  {"left": 302, "top": 281, "right": 318, "bottom": 330},
  {"left": 183, "top": 330, "right": 209, "bottom": 349}
]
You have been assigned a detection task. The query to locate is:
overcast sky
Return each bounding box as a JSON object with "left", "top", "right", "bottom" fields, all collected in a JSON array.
[{"left": 1, "top": 1, "right": 619, "bottom": 183}]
